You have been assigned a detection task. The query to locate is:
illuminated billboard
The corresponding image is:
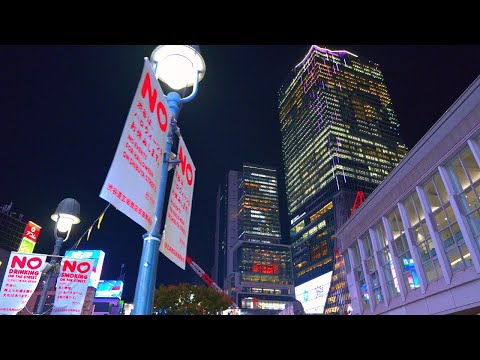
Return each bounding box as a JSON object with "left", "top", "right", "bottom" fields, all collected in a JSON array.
[
  {"left": 64, "top": 250, "right": 105, "bottom": 289},
  {"left": 18, "top": 221, "right": 42, "bottom": 254},
  {"left": 95, "top": 280, "right": 124, "bottom": 299},
  {"left": 294, "top": 271, "right": 333, "bottom": 314}
]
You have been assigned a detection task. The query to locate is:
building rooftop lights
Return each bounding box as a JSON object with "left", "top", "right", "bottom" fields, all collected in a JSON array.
[{"left": 295, "top": 45, "right": 358, "bottom": 69}]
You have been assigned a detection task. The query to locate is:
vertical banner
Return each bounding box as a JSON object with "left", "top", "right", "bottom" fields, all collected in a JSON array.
[
  {"left": 0, "top": 252, "right": 47, "bottom": 315},
  {"left": 99, "top": 57, "right": 171, "bottom": 233},
  {"left": 51, "top": 257, "right": 94, "bottom": 315},
  {"left": 160, "top": 136, "right": 195, "bottom": 269},
  {"left": 17, "top": 221, "right": 42, "bottom": 254}
]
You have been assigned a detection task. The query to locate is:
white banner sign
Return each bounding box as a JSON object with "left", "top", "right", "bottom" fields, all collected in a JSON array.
[
  {"left": 0, "top": 252, "right": 47, "bottom": 315},
  {"left": 99, "top": 57, "right": 171, "bottom": 233},
  {"left": 51, "top": 257, "right": 94, "bottom": 315},
  {"left": 160, "top": 136, "right": 196, "bottom": 269}
]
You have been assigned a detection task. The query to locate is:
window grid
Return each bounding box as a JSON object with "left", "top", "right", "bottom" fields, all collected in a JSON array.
[
  {"left": 352, "top": 242, "right": 369, "bottom": 311},
  {"left": 403, "top": 192, "right": 443, "bottom": 283},
  {"left": 361, "top": 234, "right": 383, "bottom": 305},
  {"left": 387, "top": 208, "right": 420, "bottom": 293},
  {"left": 446, "top": 145, "right": 480, "bottom": 252},
  {"left": 423, "top": 173, "right": 473, "bottom": 273},
  {"left": 372, "top": 222, "right": 400, "bottom": 299}
]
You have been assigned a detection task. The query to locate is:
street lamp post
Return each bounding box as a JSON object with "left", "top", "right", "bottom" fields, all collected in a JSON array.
[
  {"left": 35, "top": 198, "right": 80, "bottom": 315},
  {"left": 132, "top": 45, "right": 206, "bottom": 315}
]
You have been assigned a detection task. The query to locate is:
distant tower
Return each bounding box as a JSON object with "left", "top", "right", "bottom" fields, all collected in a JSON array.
[
  {"left": 118, "top": 263, "right": 126, "bottom": 282},
  {"left": 278, "top": 45, "right": 408, "bottom": 313},
  {"left": 215, "top": 163, "right": 295, "bottom": 314}
]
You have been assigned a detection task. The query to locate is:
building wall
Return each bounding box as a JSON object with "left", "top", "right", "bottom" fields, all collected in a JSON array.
[
  {"left": 212, "top": 185, "right": 223, "bottom": 285},
  {"left": 226, "top": 170, "right": 239, "bottom": 276},
  {"left": 0, "top": 211, "right": 26, "bottom": 252},
  {"left": 336, "top": 75, "right": 480, "bottom": 315},
  {"left": 92, "top": 297, "right": 123, "bottom": 315},
  {"left": 278, "top": 45, "right": 408, "bottom": 289},
  {"left": 0, "top": 248, "right": 10, "bottom": 287}
]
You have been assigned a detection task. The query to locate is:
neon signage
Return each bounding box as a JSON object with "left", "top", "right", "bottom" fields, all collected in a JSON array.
[{"left": 252, "top": 263, "right": 279, "bottom": 274}]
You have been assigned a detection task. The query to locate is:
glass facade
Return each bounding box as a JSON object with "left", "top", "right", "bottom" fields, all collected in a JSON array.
[
  {"left": 351, "top": 242, "right": 369, "bottom": 311},
  {"left": 341, "top": 129, "right": 480, "bottom": 314},
  {"left": 238, "top": 243, "right": 293, "bottom": 285},
  {"left": 386, "top": 207, "right": 421, "bottom": 292},
  {"left": 361, "top": 233, "right": 383, "bottom": 305},
  {"left": 423, "top": 174, "right": 472, "bottom": 272},
  {"left": 403, "top": 192, "right": 443, "bottom": 283},
  {"left": 323, "top": 249, "right": 351, "bottom": 314},
  {"left": 238, "top": 164, "right": 282, "bottom": 244},
  {"left": 371, "top": 221, "right": 400, "bottom": 299},
  {"left": 278, "top": 45, "right": 408, "bottom": 305},
  {"left": 445, "top": 142, "right": 480, "bottom": 252}
]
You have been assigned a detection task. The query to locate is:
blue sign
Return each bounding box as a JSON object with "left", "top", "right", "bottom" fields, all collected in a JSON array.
[{"left": 95, "top": 280, "right": 124, "bottom": 299}]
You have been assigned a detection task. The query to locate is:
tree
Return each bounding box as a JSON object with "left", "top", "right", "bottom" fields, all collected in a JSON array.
[{"left": 153, "top": 283, "right": 232, "bottom": 315}]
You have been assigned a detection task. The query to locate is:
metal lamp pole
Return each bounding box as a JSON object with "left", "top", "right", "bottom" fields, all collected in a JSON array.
[
  {"left": 35, "top": 233, "right": 63, "bottom": 315},
  {"left": 35, "top": 198, "right": 80, "bottom": 315},
  {"left": 132, "top": 45, "right": 205, "bottom": 315}
]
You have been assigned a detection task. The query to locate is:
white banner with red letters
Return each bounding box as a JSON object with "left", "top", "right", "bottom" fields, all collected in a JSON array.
[
  {"left": 160, "top": 136, "right": 195, "bottom": 270},
  {"left": 51, "top": 257, "right": 94, "bottom": 315},
  {"left": 100, "top": 57, "right": 171, "bottom": 233},
  {"left": 0, "top": 252, "right": 47, "bottom": 315}
]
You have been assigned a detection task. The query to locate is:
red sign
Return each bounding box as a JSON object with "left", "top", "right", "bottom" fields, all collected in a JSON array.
[
  {"left": 22, "top": 221, "right": 41, "bottom": 243},
  {"left": 51, "top": 257, "right": 94, "bottom": 315},
  {"left": 252, "top": 263, "right": 279, "bottom": 274},
  {"left": 0, "top": 252, "right": 47, "bottom": 315}
]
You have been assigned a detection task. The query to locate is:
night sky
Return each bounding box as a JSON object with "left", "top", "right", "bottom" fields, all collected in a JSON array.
[{"left": 1, "top": 45, "right": 480, "bottom": 303}]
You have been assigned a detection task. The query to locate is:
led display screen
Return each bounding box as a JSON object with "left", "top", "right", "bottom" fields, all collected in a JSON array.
[
  {"left": 95, "top": 280, "right": 124, "bottom": 298},
  {"left": 294, "top": 271, "right": 333, "bottom": 314}
]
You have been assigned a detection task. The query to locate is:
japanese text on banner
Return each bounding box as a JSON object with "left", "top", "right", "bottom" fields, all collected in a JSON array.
[
  {"left": 160, "top": 136, "right": 195, "bottom": 269},
  {"left": 99, "top": 58, "right": 171, "bottom": 233}
]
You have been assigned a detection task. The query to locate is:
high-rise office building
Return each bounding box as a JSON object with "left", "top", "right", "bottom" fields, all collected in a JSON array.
[
  {"left": 278, "top": 45, "right": 408, "bottom": 314},
  {"left": 0, "top": 207, "right": 26, "bottom": 252},
  {"left": 214, "top": 163, "right": 295, "bottom": 314},
  {"left": 0, "top": 204, "right": 36, "bottom": 291}
]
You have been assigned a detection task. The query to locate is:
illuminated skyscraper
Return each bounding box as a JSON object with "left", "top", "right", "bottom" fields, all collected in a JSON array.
[
  {"left": 278, "top": 45, "right": 408, "bottom": 314},
  {"left": 214, "top": 163, "right": 295, "bottom": 314}
]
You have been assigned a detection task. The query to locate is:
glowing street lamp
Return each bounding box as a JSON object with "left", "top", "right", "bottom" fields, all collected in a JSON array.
[
  {"left": 132, "top": 45, "right": 205, "bottom": 315},
  {"left": 151, "top": 45, "right": 206, "bottom": 92},
  {"left": 35, "top": 198, "right": 80, "bottom": 315}
]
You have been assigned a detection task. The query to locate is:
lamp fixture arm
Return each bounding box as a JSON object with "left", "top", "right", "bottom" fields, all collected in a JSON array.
[
  {"left": 179, "top": 69, "right": 200, "bottom": 104},
  {"left": 53, "top": 220, "right": 71, "bottom": 243}
]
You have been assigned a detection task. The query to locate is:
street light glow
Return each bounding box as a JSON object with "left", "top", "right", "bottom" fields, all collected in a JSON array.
[
  {"left": 51, "top": 198, "right": 81, "bottom": 234},
  {"left": 54, "top": 215, "right": 75, "bottom": 233},
  {"left": 35, "top": 198, "right": 81, "bottom": 314},
  {"left": 150, "top": 45, "right": 206, "bottom": 90}
]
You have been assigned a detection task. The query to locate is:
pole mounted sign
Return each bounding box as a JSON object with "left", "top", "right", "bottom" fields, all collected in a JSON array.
[
  {"left": 0, "top": 252, "right": 47, "bottom": 315},
  {"left": 51, "top": 257, "right": 95, "bottom": 315},
  {"left": 18, "top": 221, "right": 42, "bottom": 254},
  {"left": 160, "top": 136, "right": 196, "bottom": 269},
  {"left": 100, "top": 58, "right": 171, "bottom": 233}
]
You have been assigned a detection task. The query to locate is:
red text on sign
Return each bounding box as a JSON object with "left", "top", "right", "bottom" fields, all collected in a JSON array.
[
  {"left": 11, "top": 256, "right": 43, "bottom": 270},
  {"left": 62, "top": 260, "right": 91, "bottom": 274},
  {"left": 141, "top": 72, "right": 168, "bottom": 132},
  {"left": 178, "top": 144, "right": 194, "bottom": 186}
]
